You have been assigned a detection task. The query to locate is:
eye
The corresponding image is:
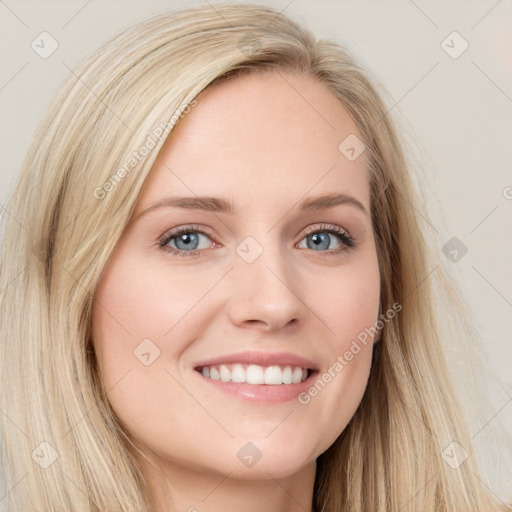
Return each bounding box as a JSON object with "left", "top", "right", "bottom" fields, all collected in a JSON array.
[
  {"left": 158, "top": 223, "right": 356, "bottom": 258},
  {"left": 158, "top": 226, "right": 215, "bottom": 257},
  {"left": 297, "top": 224, "right": 355, "bottom": 253}
]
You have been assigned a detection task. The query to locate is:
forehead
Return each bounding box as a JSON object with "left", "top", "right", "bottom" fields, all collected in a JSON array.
[{"left": 136, "top": 71, "right": 369, "bottom": 213}]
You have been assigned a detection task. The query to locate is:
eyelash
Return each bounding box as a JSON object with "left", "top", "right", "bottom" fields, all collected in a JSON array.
[{"left": 157, "top": 223, "right": 356, "bottom": 258}]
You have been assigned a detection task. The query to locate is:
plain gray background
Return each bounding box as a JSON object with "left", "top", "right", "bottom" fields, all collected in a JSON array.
[{"left": 1, "top": 0, "right": 511, "bottom": 501}]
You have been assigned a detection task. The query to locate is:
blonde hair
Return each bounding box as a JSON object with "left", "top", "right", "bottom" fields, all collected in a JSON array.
[{"left": 0, "top": 3, "right": 509, "bottom": 511}]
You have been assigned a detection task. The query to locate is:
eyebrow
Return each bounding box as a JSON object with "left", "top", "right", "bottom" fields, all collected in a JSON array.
[{"left": 136, "top": 192, "right": 368, "bottom": 220}]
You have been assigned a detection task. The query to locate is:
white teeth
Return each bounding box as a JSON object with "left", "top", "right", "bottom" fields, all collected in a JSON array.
[
  {"left": 293, "top": 367, "right": 303, "bottom": 384},
  {"left": 199, "top": 363, "right": 309, "bottom": 385},
  {"left": 230, "top": 363, "right": 246, "bottom": 383},
  {"left": 264, "top": 365, "right": 282, "bottom": 385},
  {"left": 282, "top": 366, "right": 293, "bottom": 384},
  {"left": 246, "top": 364, "right": 264, "bottom": 384},
  {"left": 219, "top": 364, "right": 231, "bottom": 382}
]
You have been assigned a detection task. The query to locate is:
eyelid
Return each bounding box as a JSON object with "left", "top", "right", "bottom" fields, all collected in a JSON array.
[
  {"left": 158, "top": 224, "right": 216, "bottom": 243},
  {"left": 301, "top": 223, "right": 351, "bottom": 238}
]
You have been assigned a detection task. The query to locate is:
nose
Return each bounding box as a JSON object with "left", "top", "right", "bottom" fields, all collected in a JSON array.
[{"left": 226, "top": 245, "right": 305, "bottom": 332}]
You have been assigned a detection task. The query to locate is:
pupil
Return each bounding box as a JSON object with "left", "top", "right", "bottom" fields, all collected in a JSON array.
[
  {"left": 309, "top": 233, "right": 329, "bottom": 250},
  {"left": 176, "top": 232, "right": 198, "bottom": 250}
]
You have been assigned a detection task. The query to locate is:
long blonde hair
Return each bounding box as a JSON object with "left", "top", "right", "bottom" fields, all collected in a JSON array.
[{"left": 0, "top": 4, "right": 509, "bottom": 511}]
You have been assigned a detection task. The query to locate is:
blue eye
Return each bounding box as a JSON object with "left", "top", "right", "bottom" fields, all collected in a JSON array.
[
  {"left": 171, "top": 232, "right": 200, "bottom": 250},
  {"left": 301, "top": 232, "right": 339, "bottom": 251},
  {"left": 159, "top": 227, "right": 213, "bottom": 256},
  {"left": 297, "top": 224, "right": 355, "bottom": 252},
  {"left": 158, "top": 223, "right": 355, "bottom": 257}
]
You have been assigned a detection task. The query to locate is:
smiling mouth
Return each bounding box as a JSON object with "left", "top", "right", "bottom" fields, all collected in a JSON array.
[{"left": 195, "top": 363, "right": 314, "bottom": 385}]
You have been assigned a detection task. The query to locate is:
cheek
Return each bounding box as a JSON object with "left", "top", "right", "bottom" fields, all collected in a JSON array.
[
  {"left": 90, "top": 253, "right": 230, "bottom": 444},
  {"left": 312, "top": 255, "right": 380, "bottom": 345},
  {"left": 91, "top": 255, "right": 217, "bottom": 380},
  {"left": 298, "top": 256, "right": 379, "bottom": 448},
  {"left": 90, "top": 255, "right": 199, "bottom": 445}
]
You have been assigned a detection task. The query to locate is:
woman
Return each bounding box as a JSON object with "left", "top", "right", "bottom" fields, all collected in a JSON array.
[{"left": 0, "top": 3, "right": 509, "bottom": 511}]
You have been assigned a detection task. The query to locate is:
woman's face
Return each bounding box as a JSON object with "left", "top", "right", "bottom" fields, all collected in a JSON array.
[{"left": 92, "top": 71, "right": 380, "bottom": 482}]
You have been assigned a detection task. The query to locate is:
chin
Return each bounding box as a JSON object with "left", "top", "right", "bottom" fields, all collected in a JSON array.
[{"left": 229, "top": 439, "right": 318, "bottom": 480}]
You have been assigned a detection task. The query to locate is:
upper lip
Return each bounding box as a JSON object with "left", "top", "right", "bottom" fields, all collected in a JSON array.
[{"left": 194, "top": 351, "right": 319, "bottom": 371}]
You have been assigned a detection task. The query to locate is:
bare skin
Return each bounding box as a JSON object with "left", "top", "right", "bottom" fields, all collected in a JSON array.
[{"left": 92, "top": 70, "right": 380, "bottom": 512}]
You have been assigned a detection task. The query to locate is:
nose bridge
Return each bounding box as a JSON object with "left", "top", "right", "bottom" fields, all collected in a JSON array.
[{"left": 227, "top": 232, "right": 304, "bottom": 329}]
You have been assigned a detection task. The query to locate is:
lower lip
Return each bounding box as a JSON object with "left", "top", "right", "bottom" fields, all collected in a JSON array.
[{"left": 195, "top": 370, "right": 318, "bottom": 403}]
